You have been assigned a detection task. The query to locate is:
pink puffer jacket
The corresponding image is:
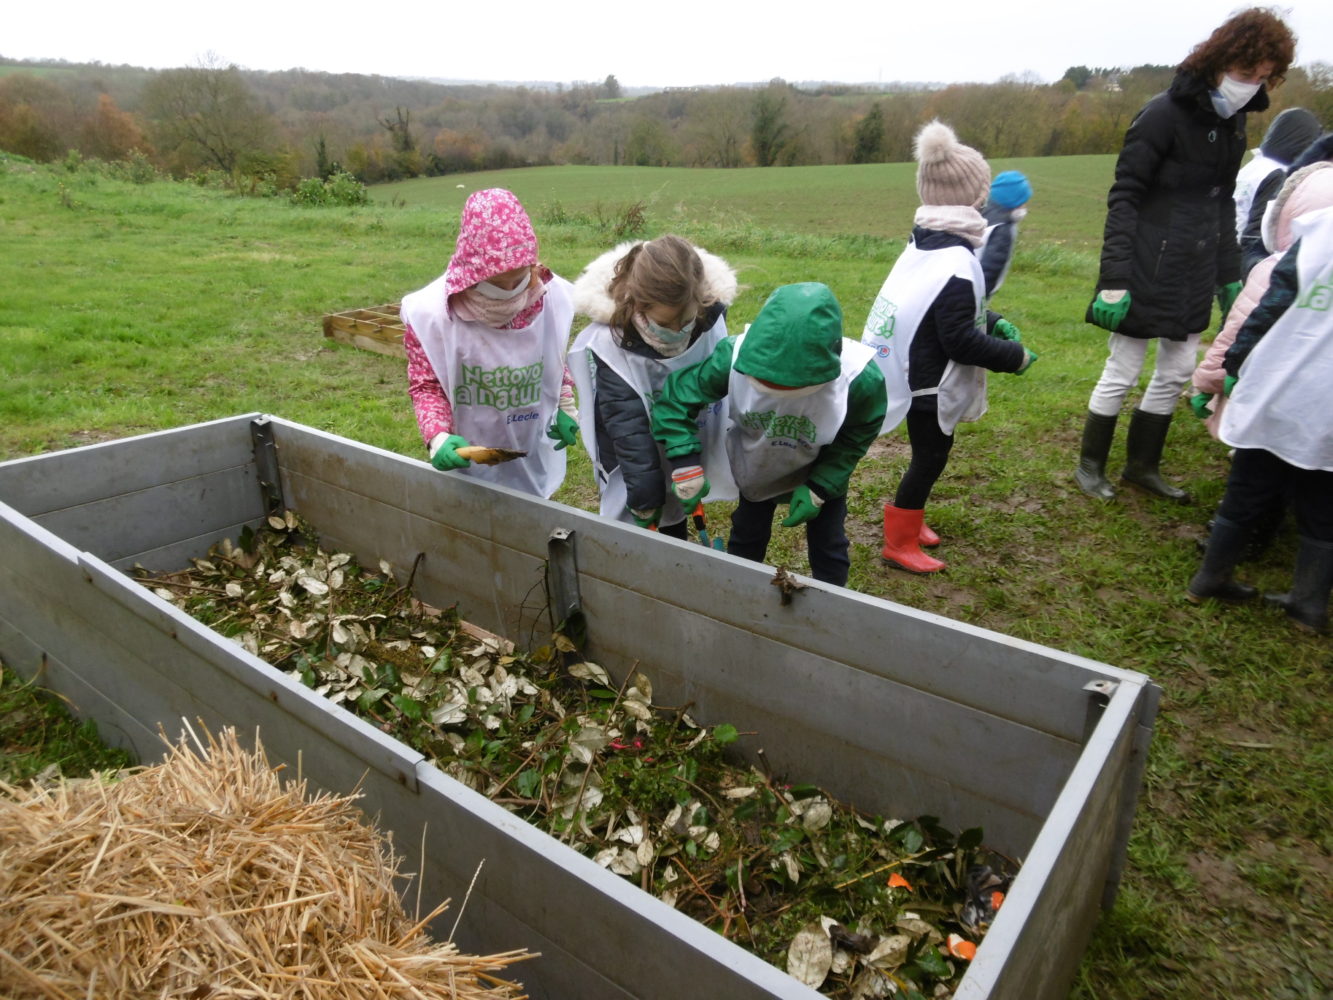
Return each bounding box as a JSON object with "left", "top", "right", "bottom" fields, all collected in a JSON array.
[{"left": 1193, "top": 161, "right": 1333, "bottom": 438}]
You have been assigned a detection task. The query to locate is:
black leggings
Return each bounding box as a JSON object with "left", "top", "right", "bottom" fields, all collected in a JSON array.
[
  {"left": 894, "top": 406, "right": 955, "bottom": 510},
  {"left": 1217, "top": 448, "right": 1333, "bottom": 543}
]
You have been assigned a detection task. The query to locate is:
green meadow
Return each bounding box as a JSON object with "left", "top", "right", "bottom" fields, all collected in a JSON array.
[{"left": 2, "top": 154, "right": 1329, "bottom": 999}]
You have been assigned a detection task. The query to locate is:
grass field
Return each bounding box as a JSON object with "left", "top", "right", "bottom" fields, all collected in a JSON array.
[
  {"left": 374, "top": 158, "right": 1114, "bottom": 250},
  {"left": 2, "top": 154, "right": 1330, "bottom": 1000}
]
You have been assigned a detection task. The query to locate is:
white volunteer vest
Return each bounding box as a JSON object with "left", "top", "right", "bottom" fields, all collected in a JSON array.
[
  {"left": 861, "top": 243, "right": 988, "bottom": 436},
  {"left": 725, "top": 334, "right": 877, "bottom": 502},
  {"left": 1220, "top": 206, "right": 1333, "bottom": 471},
  {"left": 1233, "top": 151, "right": 1282, "bottom": 242},
  {"left": 568, "top": 320, "right": 736, "bottom": 524},
  {"left": 401, "top": 274, "right": 574, "bottom": 498}
]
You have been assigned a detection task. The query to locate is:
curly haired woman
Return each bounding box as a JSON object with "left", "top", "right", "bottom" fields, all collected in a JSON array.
[{"left": 1075, "top": 7, "right": 1297, "bottom": 504}]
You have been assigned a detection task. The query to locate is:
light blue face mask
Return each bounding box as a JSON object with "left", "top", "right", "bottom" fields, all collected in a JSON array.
[
  {"left": 639, "top": 314, "right": 696, "bottom": 344},
  {"left": 1210, "top": 74, "right": 1262, "bottom": 118}
]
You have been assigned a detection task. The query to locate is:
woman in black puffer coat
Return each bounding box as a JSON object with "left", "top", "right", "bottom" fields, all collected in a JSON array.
[{"left": 1074, "top": 7, "right": 1296, "bottom": 503}]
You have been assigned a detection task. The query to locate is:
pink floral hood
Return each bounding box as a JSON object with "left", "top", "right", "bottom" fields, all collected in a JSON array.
[{"left": 443, "top": 188, "right": 539, "bottom": 298}]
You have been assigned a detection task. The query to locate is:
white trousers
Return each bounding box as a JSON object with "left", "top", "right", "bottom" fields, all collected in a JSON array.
[{"left": 1088, "top": 332, "right": 1201, "bottom": 418}]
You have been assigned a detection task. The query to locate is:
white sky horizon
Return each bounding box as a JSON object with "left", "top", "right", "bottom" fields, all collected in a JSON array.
[{"left": 6, "top": 2, "right": 1333, "bottom": 91}]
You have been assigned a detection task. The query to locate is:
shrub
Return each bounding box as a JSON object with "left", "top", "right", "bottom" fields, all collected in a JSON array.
[{"left": 289, "top": 170, "right": 368, "bottom": 208}]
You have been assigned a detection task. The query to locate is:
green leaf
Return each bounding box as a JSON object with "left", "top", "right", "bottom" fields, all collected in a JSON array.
[
  {"left": 712, "top": 722, "right": 739, "bottom": 745},
  {"left": 958, "top": 826, "right": 984, "bottom": 850},
  {"left": 517, "top": 703, "right": 536, "bottom": 724},
  {"left": 515, "top": 768, "right": 541, "bottom": 798},
  {"left": 357, "top": 687, "right": 389, "bottom": 711},
  {"left": 913, "top": 947, "right": 950, "bottom": 978},
  {"left": 899, "top": 825, "right": 926, "bottom": 854},
  {"left": 430, "top": 649, "right": 453, "bottom": 674},
  {"left": 391, "top": 693, "right": 424, "bottom": 719}
]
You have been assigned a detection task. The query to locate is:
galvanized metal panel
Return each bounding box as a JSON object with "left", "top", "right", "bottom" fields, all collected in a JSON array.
[
  {"left": 0, "top": 413, "right": 261, "bottom": 516},
  {"left": 954, "top": 683, "right": 1148, "bottom": 1000},
  {"left": 32, "top": 467, "right": 263, "bottom": 565},
  {"left": 104, "top": 520, "right": 267, "bottom": 574}
]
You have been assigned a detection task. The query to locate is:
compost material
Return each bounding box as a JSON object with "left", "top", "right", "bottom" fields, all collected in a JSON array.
[
  {"left": 131, "top": 513, "right": 1016, "bottom": 1000},
  {"left": 0, "top": 723, "right": 531, "bottom": 999}
]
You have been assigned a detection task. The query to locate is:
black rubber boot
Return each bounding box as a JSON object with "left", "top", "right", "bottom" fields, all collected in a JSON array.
[
  {"left": 1074, "top": 411, "right": 1117, "bottom": 501},
  {"left": 1264, "top": 537, "right": 1333, "bottom": 635},
  {"left": 1187, "top": 516, "right": 1257, "bottom": 604},
  {"left": 1122, "top": 408, "right": 1190, "bottom": 502}
]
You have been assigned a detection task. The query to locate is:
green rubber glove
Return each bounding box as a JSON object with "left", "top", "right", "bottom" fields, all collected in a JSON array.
[
  {"left": 781, "top": 484, "right": 824, "bottom": 528},
  {"left": 1223, "top": 375, "right": 1238, "bottom": 396},
  {"left": 546, "top": 410, "right": 579, "bottom": 450},
  {"left": 628, "top": 506, "right": 662, "bottom": 529},
  {"left": 1014, "top": 349, "right": 1039, "bottom": 375},
  {"left": 1217, "top": 281, "right": 1242, "bottom": 316},
  {"left": 670, "top": 465, "right": 710, "bottom": 503},
  {"left": 993, "top": 318, "right": 1022, "bottom": 342},
  {"left": 430, "top": 434, "right": 471, "bottom": 471},
  {"left": 1189, "top": 392, "right": 1214, "bottom": 419},
  {"left": 1090, "top": 290, "right": 1131, "bottom": 332}
]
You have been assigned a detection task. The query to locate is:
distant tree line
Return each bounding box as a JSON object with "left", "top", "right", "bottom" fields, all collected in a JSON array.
[{"left": 1, "top": 54, "right": 1330, "bottom": 190}]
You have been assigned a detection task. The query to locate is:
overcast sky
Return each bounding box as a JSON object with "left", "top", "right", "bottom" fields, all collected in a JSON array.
[{"left": 6, "top": 2, "right": 1333, "bottom": 89}]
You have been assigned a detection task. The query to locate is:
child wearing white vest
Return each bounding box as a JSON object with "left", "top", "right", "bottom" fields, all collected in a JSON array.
[
  {"left": 399, "top": 188, "right": 578, "bottom": 499},
  {"left": 652, "top": 283, "right": 885, "bottom": 587},
  {"left": 862, "top": 120, "right": 1036, "bottom": 575},
  {"left": 1187, "top": 204, "right": 1333, "bottom": 634},
  {"left": 568, "top": 235, "right": 739, "bottom": 537}
]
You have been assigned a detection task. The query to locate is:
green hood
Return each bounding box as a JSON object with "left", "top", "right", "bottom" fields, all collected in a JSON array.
[{"left": 734, "top": 282, "right": 844, "bottom": 386}]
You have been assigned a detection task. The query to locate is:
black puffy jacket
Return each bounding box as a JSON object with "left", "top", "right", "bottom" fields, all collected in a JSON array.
[
  {"left": 592, "top": 300, "right": 727, "bottom": 511},
  {"left": 1089, "top": 71, "right": 1267, "bottom": 341}
]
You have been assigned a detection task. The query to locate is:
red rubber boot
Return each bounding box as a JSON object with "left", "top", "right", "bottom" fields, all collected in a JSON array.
[
  {"left": 919, "top": 520, "right": 941, "bottom": 548},
  {"left": 882, "top": 505, "right": 946, "bottom": 574}
]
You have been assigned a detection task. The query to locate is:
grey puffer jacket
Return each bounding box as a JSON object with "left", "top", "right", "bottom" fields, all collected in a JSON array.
[{"left": 1088, "top": 71, "right": 1267, "bottom": 341}]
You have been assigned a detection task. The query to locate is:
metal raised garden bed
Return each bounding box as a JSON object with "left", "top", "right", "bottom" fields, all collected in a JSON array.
[{"left": 0, "top": 414, "right": 1159, "bottom": 1000}]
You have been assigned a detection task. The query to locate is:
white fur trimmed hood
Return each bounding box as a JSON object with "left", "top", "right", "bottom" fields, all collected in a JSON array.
[{"left": 572, "top": 240, "right": 739, "bottom": 324}]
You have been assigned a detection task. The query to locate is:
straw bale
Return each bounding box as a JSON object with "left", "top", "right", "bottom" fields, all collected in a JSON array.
[{"left": 0, "top": 726, "right": 531, "bottom": 999}]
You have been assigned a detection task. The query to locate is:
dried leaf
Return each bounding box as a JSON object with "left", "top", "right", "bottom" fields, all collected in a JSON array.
[
  {"left": 621, "top": 697, "right": 652, "bottom": 721},
  {"left": 430, "top": 700, "right": 468, "bottom": 726},
  {"left": 786, "top": 923, "right": 832, "bottom": 988},
  {"left": 567, "top": 661, "right": 610, "bottom": 686},
  {"left": 781, "top": 851, "right": 801, "bottom": 882},
  {"left": 848, "top": 968, "right": 894, "bottom": 999},
  {"left": 800, "top": 798, "right": 833, "bottom": 831},
  {"left": 296, "top": 574, "right": 328, "bottom": 596},
  {"left": 865, "top": 933, "right": 911, "bottom": 969}
]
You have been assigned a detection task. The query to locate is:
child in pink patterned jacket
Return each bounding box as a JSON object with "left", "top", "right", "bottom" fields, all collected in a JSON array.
[{"left": 400, "top": 188, "right": 579, "bottom": 499}]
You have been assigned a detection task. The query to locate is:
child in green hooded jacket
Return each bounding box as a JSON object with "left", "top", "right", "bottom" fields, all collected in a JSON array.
[{"left": 651, "top": 282, "right": 886, "bottom": 586}]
